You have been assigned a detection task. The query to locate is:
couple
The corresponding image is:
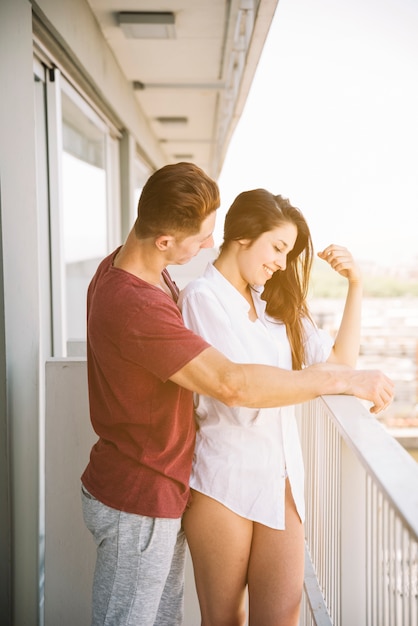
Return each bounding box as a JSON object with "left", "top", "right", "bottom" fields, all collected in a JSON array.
[{"left": 81, "top": 162, "right": 393, "bottom": 626}]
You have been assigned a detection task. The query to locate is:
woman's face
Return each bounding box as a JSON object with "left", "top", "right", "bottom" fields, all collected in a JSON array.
[{"left": 238, "top": 221, "right": 298, "bottom": 286}]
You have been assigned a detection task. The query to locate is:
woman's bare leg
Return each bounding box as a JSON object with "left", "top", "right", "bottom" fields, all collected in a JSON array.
[
  {"left": 183, "top": 490, "right": 253, "bottom": 626},
  {"left": 247, "top": 480, "right": 305, "bottom": 626}
]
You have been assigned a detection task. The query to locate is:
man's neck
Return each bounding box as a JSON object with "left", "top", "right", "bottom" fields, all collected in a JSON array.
[{"left": 113, "top": 229, "right": 166, "bottom": 286}]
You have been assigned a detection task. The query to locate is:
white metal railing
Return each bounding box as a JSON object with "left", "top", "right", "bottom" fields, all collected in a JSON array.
[{"left": 297, "top": 395, "right": 418, "bottom": 626}]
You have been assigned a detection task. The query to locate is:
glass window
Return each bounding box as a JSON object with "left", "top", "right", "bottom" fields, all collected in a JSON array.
[
  {"left": 61, "top": 89, "right": 111, "bottom": 346},
  {"left": 62, "top": 91, "right": 107, "bottom": 264}
]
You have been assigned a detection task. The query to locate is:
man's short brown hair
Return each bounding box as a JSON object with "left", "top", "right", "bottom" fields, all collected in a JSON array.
[{"left": 134, "top": 162, "right": 220, "bottom": 239}]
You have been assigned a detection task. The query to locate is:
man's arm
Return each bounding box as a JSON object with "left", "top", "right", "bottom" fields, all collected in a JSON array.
[{"left": 169, "top": 346, "right": 394, "bottom": 415}]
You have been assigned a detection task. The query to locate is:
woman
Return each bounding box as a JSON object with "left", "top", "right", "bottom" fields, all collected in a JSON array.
[{"left": 179, "top": 189, "right": 363, "bottom": 626}]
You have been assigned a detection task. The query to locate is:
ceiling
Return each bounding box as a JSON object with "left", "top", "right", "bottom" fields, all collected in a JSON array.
[{"left": 86, "top": 0, "right": 279, "bottom": 177}]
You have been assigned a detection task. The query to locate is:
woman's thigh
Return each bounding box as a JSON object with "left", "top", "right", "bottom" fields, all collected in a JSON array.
[
  {"left": 247, "top": 480, "right": 305, "bottom": 626},
  {"left": 183, "top": 490, "right": 253, "bottom": 626}
]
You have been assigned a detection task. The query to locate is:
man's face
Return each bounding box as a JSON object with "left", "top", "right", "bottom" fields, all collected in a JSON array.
[{"left": 168, "top": 212, "right": 216, "bottom": 265}]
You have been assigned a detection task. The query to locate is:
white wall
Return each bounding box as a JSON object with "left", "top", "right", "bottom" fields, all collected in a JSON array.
[{"left": 44, "top": 359, "right": 96, "bottom": 624}]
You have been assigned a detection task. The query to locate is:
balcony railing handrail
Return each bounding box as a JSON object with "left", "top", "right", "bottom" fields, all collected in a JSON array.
[{"left": 320, "top": 394, "right": 418, "bottom": 539}]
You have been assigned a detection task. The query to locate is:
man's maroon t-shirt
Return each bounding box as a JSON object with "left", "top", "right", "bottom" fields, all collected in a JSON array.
[{"left": 81, "top": 250, "right": 210, "bottom": 518}]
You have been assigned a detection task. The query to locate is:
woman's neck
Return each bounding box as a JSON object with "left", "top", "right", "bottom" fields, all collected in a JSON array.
[
  {"left": 214, "top": 251, "right": 257, "bottom": 320},
  {"left": 213, "top": 251, "right": 246, "bottom": 296}
]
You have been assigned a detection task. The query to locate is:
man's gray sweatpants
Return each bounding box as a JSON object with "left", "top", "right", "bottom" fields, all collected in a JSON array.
[{"left": 81, "top": 486, "right": 186, "bottom": 625}]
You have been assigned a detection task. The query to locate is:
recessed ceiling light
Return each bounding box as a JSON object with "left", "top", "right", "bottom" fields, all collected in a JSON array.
[
  {"left": 118, "top": 12, "right": 176, "bottom": 39},
  {"left": 156, "top": 117, "right": 188, "bottom": 125}
]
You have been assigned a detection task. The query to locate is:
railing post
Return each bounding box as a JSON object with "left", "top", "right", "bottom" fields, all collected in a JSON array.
[{"left": 340, "top": 438, "right": 367, "bottom": 624}]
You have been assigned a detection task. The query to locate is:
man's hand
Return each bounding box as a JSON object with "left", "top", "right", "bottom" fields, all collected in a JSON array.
[
  {"left": 311, "top": 362, "right": 394, "bottom": 414},
  {"left": 343, "top": 368, "right": 394, "bottom": 414}
]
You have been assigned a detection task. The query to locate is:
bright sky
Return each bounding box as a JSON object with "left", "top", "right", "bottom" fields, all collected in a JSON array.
[{"left": 216, "top": 0, "right": 418, "bottom": 268}]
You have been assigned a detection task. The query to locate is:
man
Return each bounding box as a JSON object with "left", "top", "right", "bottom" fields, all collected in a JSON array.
[{"left": 81, "top": 162, "right": 393, "bottom": 626}]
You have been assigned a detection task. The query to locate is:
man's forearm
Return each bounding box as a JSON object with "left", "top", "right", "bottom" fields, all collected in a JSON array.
[{"left": 227, "top": 361, "right": 394, "bottom": 415}]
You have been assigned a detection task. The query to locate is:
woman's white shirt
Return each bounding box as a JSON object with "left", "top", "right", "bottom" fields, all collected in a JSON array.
[{"left": 179, "top": 262, "right": 333, "bottom": 529}]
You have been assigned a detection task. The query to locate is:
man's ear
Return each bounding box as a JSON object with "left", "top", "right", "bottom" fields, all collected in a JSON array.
[{"left": 155, "top": 234, "right": 175, "bottom": 251}]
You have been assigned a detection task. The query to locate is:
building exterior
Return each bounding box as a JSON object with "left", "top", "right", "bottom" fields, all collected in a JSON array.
[{"left": 0, "top": 1, "right": 279, "bottom": 623}]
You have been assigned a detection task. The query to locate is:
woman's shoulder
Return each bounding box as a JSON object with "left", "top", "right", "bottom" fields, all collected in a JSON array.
[{"left": 179, "top": 263, "right": 218, "bottom": 301}]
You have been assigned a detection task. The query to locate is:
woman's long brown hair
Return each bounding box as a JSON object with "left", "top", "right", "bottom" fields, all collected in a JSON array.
[{"left": 262, "top": 195, "right": 314, "bottom": 369}]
